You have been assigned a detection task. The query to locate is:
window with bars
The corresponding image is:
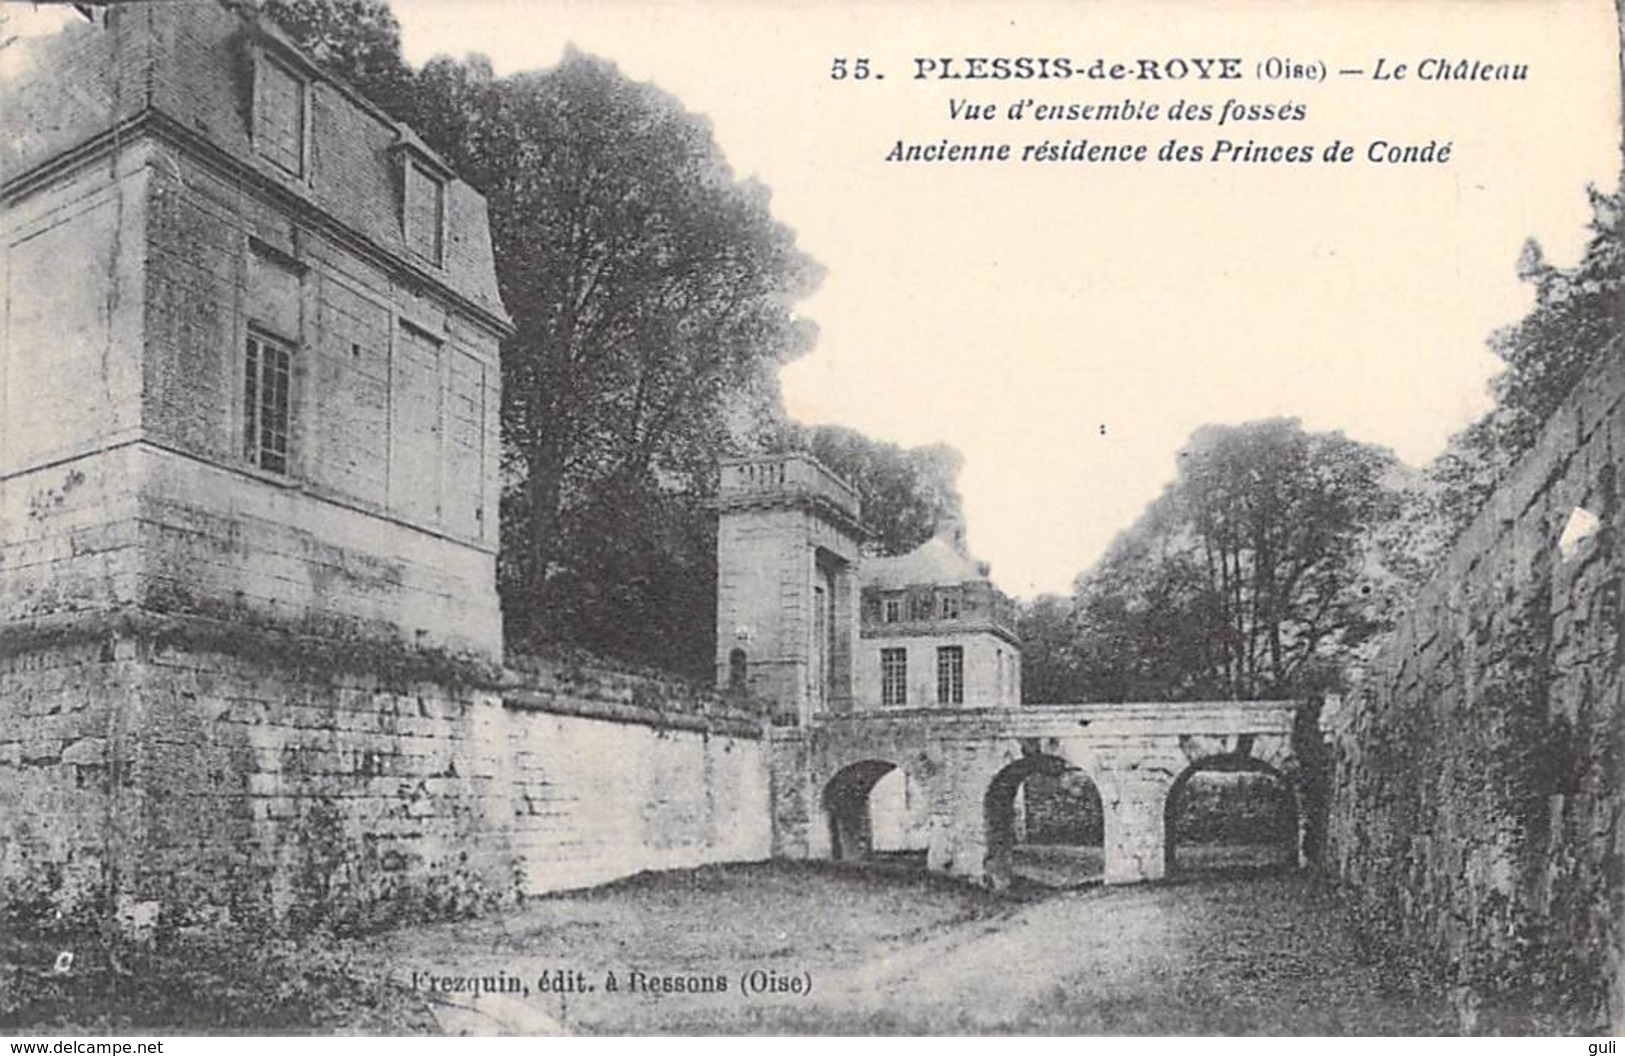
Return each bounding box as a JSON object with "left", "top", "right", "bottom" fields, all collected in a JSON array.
[
  {"left": 254, "top": 55, "right": 306, "bottom": 176},
  {"left": 883, "top": 596, "right": 902, "bottom": 624},
  {"left": 244, "top": 333, "right": 293, "bottom": 474},
  {"left": 936, "top": 646, "right": 963, "bottom": 705},
  {"left": 881, "top": 648, "right": 907, "bottom": 707}
]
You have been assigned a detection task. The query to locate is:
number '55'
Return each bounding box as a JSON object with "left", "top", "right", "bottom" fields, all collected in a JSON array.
[{"left": 830, "top": 58, "right": 873, "bottom": 80}]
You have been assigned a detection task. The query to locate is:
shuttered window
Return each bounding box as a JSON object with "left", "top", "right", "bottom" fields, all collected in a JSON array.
[
  {"left": 404, "top": 159, "right": 445, "bottom": 265},
  {"left": 254, "top": 56, "right": 306, "bottom": 176}
]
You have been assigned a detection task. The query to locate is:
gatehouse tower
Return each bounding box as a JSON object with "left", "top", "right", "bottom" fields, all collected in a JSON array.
[{"left": 714, "top": 454, "right": 866, "bottom": 725}]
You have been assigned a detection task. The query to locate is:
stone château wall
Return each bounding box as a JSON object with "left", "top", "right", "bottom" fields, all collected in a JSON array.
[
  {"left": 0, "top": 617, "right": 770, "bottom": 934},
  {"left": 1323, "top": 352, "right": 1623, "bottom": 1032}
]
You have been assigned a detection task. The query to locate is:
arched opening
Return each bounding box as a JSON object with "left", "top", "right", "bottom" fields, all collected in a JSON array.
[
  {"left": 1164, "top": 754, "right": 1297, "bottom": 878},
  {"left": 727, "top": 648, "right": 748, "bottom": 694},
  {"left": 984, "top": 753, "right": 1104, "bottom": 889},
  {"left": 822, "top": 760, "right": 925, "bottom": 866}
]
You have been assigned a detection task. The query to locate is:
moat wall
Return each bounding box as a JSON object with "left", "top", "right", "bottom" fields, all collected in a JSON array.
[
  {"left": 1323, "top": 352, "right": 1623, "bottom": 1032},
  {"left": 0, "top": 618, "right": 770, "bottom": 934}
]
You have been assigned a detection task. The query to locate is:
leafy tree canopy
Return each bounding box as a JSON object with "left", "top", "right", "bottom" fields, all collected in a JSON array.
[
  {"left": 785, "top": 424, "right": 965, "bottom": 557},
  {"left": 1419, "top": 187, "right": 1623, "bottom": 553},
  {"left": 1026, "top": 419, "right": 1404, "bottom": 703},
  {"left": 1028, "top": 186, "right": 1619, "bottom": 703}
]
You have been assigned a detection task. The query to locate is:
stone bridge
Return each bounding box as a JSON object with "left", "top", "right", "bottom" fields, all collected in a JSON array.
[{"left": 770, "top": 699, "right": 1307, "bottom": 887}]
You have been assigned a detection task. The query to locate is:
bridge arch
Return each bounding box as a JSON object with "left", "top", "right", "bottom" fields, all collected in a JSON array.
[
  {"left": 983, "top": 751, "right": 1106, "bottom": 889},
  {"left": 822, "top": 758, "right": 907, "bottom": 862},
  {"left": 791, "top": 701, "right": 1306, "bottom": 886},
  {"left": 1163, "top": 752, "right": 1300, "bottom": 877}
]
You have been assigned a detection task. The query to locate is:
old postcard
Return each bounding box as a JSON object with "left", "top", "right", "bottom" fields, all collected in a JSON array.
[{"left": 0, "top": 0, "right": 1620, "bottom": 1040}]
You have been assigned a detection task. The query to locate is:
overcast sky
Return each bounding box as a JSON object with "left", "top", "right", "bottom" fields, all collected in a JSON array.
[{"left": 24, "top": 1, "right": 1619, "bottom": 598}]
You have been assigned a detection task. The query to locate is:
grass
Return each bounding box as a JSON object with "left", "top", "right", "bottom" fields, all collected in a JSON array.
[
  {"left": 3, "top": 860, "right": 1458, "bottom": 1035},
  {"left": 1, "top": 924, "right": 435, "bottom": 1034}
]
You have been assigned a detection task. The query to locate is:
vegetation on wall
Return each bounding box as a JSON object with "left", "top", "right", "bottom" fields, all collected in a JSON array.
[{"left": 1397, "top": 187, "right": 1623, "bottom": 575}]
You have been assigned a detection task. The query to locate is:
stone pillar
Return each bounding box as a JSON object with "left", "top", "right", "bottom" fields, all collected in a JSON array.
[
  {"left": 925, "top": 747, "right": 991, "bottom": 883},
  {"left": 827, "top": 558, "right": 857, "bottom": 713},
  {"left": 768, "top": 729, "right": 812, "bottom": 859},
  {"left": 1104, "top": 779, "right": 1170, "bottom": 884},
  {"left": 924, "top": 811, "right": 953, "bottom": 873}
]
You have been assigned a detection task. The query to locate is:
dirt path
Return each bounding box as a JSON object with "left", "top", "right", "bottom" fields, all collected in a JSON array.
[
  {"left": 356, "top": 865, "right": 1451, "bottom": 1035},
  {"left": 809, "top": 877, "right": 1449, "bottom": 1034}
]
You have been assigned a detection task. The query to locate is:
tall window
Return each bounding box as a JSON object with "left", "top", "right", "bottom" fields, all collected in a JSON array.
[
  {"left": 883, "top": 596, "right": 902, "bottom": 624},
  {"left": 244, "top": 333, "right": 293, "bottom": 474},
  {"left": 936, "top": 646, "right": 964, "bottom": 705},
  {"left": 254, "top": 56, "right": 306, "bottom": 176},
  {"left": 909, "top": 591, "right": 932, "bottom": 621},
  {"left": 939, "top": 589, "right": 962, "bottom": 619},
  {"left": 404, "top": 159, "right": 445, "bottom": 265},
  {"left": 881, "top": 648, "right": 907, "bottom": 707}
]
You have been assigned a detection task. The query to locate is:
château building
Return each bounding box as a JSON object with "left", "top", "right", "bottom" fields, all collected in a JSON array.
[
  {"left": 715, "top": 454, "right": 1022, "bottom": 717},
  {"left": 1, "top": 0, "right": 510, "bottom": 660},
  {"left": 854, "top": 521, "right": 1022, "bottom": 710}
]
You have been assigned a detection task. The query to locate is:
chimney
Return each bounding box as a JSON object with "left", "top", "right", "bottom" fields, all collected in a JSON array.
[{"left": 937, "top": 508, "right": 968, "bottom": 556}]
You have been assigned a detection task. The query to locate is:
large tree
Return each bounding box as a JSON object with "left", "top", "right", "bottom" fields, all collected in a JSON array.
[
  {"left": 1044, "top": 419, "right": 1404, "bottom": 702},
  {"left": 471, "top": 53, "right": 820, "bottom": 666},
  {"left": 1015, "top": 594, "right": 1085, "bottom": 704},
  {"left": 785, "top": 424, "right": 965, "bottom": 557}
]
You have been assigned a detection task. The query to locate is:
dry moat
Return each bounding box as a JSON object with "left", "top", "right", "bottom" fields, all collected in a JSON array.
[{"left": 3, "top": 861, "right": 1456, "bottom": 1035}]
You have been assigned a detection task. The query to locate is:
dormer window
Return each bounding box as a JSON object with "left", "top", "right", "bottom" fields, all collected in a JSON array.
[
  {"left": 254, "top": 53, "right": 307, "bottom": 177},
  {"left": 403, "top": 156, "right": 445, "bottom": 266}
]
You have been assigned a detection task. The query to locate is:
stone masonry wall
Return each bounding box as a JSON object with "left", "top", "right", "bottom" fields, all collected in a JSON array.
[
  {"left": 0, "top": 621, "right": 770, "bottom": 934},
  {"left": 3, "top": 3, "right": 510, "bottom": 662},
  {"left": 1324, "top": 352, "right": 1623, "bottom": 1032}
]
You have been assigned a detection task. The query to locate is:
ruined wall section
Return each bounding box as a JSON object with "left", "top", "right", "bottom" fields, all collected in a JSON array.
[
  {"left": 0, "top": 632, "right": 770, "bottom": 933},
  {"left": 0, "top": 636, "right": 146, "bottom": 919},
  {"left": 1324, "top": 353, "right": 1623, "bottom": 1032}
]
